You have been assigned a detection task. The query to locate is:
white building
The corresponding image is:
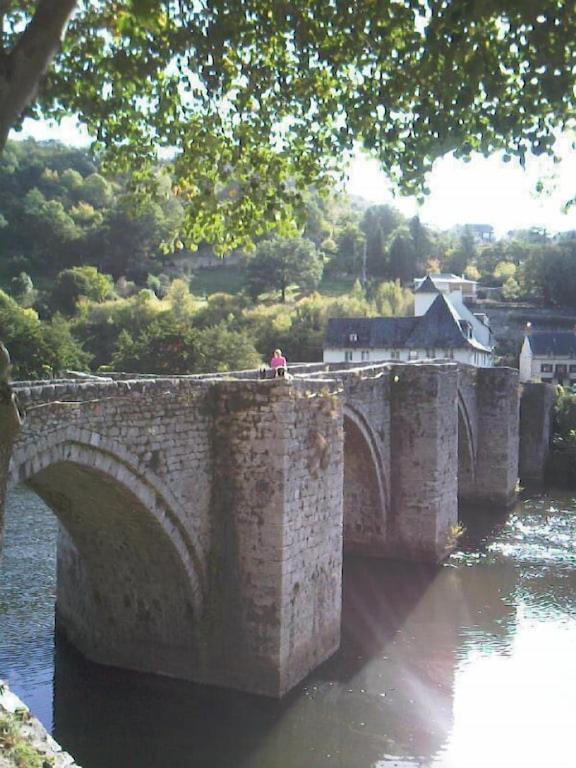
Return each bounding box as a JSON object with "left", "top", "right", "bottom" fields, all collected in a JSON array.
[
  {"left": 519, "top": 331, "right": 576, "bottom": 385},
  {"left": 414, "top": 273, "right": 478, "bottom": 300},
  {"left": 324, "top": 275, "right": 494, "bottom": 367}
]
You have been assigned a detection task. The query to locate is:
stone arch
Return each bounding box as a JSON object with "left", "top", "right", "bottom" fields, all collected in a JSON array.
[
  {"left": 342, "top": 405, "right": 388, "bottom": 555},
  {"left": 9, "top": 427, "right": 206, "bottom": 679},
  {"left": 457, "top": 393, "right": 476, "bottom": 502}
]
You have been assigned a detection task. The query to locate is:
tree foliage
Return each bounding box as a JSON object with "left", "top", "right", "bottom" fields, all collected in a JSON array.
[
  {"left": 50, "top": 266, "right": 115, "bottom": 315},
  {"left": 0, "top": 289, "right": 90, "bottom": 377},
  {"left": 0, "top": 139, "right": 182, "bottom": 282},
  {"left": 111, "top": 315, "right": 261, "bottom": 374},
  {"left": 245, "top": 237, "right": 323, "bottom": 302},
  {"left": 2, "top": 1, "right": 576, "bottom": 249},
  {"left": 521, "top": 243, "right": 576, "bottom": 306}
]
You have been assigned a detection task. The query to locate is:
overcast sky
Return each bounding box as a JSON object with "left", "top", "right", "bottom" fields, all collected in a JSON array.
[{"left": 17, "top": 117, "right": 576, "bottom": 237}]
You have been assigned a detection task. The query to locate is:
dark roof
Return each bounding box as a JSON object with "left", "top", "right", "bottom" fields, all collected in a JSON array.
[
  {"left": 527, "top": 331, "right": 576, "bottom": 356},
  {"left": 404, "top": 294, "right": 468, "bottom": 348},
  {"left": 414, "top": 275, "right": 440, "bottom": 294},
  {"left": 325, "top": 294, "right": 487, "bottom": 351},
  {"left": 324, "top": 316, "right": 417, "bottom": 348}
]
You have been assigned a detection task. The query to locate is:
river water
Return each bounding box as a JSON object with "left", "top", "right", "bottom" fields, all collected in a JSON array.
[{"left": 1, "top": 486, "right": 576, "bottom": 768}]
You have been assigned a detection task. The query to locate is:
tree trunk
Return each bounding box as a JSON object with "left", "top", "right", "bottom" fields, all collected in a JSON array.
[{"left": 0, "top": 0, "right": 78, "bottom": 151}]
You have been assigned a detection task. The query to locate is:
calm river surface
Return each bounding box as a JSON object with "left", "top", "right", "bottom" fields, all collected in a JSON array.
[{"left": 2, "top": 486, "right": 576, "bottom": 768}]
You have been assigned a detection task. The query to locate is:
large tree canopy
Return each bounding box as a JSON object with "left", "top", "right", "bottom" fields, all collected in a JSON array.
[{"left": 1, "top": 1, "right": 576, "bottom": 249}]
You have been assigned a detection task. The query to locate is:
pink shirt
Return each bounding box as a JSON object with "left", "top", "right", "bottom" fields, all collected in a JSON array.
[{"left": 270, "top": 355, "right": 287, "bottom": 369}]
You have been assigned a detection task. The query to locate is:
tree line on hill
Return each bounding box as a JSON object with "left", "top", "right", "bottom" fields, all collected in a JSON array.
[{"left": 2, "top": 139, "right": 576, "bottom": 378}]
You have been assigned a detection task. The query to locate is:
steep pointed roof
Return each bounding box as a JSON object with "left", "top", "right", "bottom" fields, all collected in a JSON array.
[
  {"left": 405, "top": 294, "right": 468, "bottom": 348},
  {"left": 414, "top": 275, "right": 440, "bottom": 294}
]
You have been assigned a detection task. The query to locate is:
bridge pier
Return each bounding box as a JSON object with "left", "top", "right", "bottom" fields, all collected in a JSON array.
[
  {"left": 204, "top": 380, "right": 344, "bottom": 696},
  {"left": 519, "top": 382, "right": 556, "bottom": 483},
  {"left": 461, "top": 368, "right": 519, "bottom": 507},
  {"left": 388, "top": 364, "right": 459, "bottom": 562}
]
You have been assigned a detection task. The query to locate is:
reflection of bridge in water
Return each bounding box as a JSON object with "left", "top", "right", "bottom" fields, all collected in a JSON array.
[{"left": 0, "top": 361, "right": 548, "bottom": 697}]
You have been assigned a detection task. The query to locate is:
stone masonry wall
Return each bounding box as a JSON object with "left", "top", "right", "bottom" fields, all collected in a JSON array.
[
  {"left": 519, "top": 382, "right": 556, "bottom": 482},
  {"left": 341, "top": 373, "right": 391, "bottom": 555},
  {"left": 456, "top": 366, "right": 479, "bottom": 503},
  {"left": 206, "top": 379, "right": 343, "bottom": 697},
  {"left": 297, "top": 368, "right": 391, "bottom": 557},
  {"left": 9, "top": 378, "right": 215, "bottom": 683},
  {"left": 472, "top": 368, "right": 520, "bottom": 506},
  {"left": 0, "top": 398, "right": 21, "bottom": 552},
  {"left": 389, "top": 364, "right": 459, "bottom": 562},
  {"left": 4, "top": 377, "right": 346, "bottom": 697},
  {"left": 343, "top": 419, "right": 382, "bottom": 551},
  {"left": 278, "top": 381, "right": 343, "bottom": 694}
]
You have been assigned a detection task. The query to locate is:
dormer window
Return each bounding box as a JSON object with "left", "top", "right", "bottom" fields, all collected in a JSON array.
[
  {"left": 458, "top": 320, "right": 473, "bottom": 339},
  {"left": 349, "top": 332, "right": 358, "bottom": 343}
]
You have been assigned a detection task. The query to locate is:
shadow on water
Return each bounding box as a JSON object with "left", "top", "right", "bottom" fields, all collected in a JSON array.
[
  {"left": 319, "top": 557, "right": 440, "bottom": 682},
  {"left": 53, "top": 634, "right": 293, "bottom": 768},
  {"left": 457, "top": 503, "right": 511, "bottom": 553},
  {"left": 53, "top": 556, "right": 448, "bottom": 768}
]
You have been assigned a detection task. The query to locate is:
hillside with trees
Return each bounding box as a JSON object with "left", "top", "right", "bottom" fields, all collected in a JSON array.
[{"left": 1, "top": 139, "right": 576, "bottom": 378}]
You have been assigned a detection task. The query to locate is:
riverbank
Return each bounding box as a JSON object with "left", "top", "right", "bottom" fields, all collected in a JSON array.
[{"left": 0, "top": 682, "right": 80, "bottom": 768}]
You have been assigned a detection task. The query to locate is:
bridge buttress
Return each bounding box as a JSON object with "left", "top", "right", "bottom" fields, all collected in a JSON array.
[
  {"left": 205, "top": 379, "right": 344, "bottom": 697},
  {"left": 519, "top": 382, "right": 556, "bottom": 484},
  {"left": 469, "top": 368, "right": 519, "bottom": 507},
  {"left": 388, "top": 364, "right": 459, "bottom": 562}
]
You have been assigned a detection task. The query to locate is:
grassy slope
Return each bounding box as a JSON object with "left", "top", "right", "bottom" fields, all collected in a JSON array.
[{"left": 191, "top": 266, "right": 355, "bottom": 299}]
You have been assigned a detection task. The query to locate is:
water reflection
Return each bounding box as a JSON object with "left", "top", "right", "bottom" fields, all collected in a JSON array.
[
  {"left": 2, "top": 489, "right": 576, "bottom": 767},
  {"left": 0, "top": 486, "right": 57, "bottom": 727}
]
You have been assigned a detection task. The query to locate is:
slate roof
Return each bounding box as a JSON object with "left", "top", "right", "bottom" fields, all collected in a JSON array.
[
  {"left": 325, "top": 294, "right": 491, "bottom": 352},
  {"left": 414, "top": 275, "right": 440, "bottom": 294},
  {"left": 427, "top": 273, "right": 477, "bottom": 283},
  {"left": 527, "top": 331, "right": 576, "bottom": 357}
]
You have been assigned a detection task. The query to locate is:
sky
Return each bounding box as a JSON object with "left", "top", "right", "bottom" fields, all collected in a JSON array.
[
  {"left": 346, "top": 133, "right": 576, "bottom": 236},
  {"left": 17, "top": 117, "right": 576, "bottom": 238}
]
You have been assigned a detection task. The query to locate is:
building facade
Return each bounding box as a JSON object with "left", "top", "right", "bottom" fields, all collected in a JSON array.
[
  {"left": 324, "top": 275, "right": 493, "bottom": 367},
  {"left": 519, "top": 331, "right": 576, "bottom": 385},
  {"left": 414, "top": 273, "right": 478, "bottom": 300}
]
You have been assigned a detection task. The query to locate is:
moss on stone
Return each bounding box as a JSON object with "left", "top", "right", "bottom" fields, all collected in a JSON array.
[{"left": 0, "top": 712, "right": 54, "bottom": 768}]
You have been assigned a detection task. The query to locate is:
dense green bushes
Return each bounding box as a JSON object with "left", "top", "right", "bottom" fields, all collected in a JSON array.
[
  {"left": 551, "top": 387, "right": 576, "bottom": 452},
  {"left": 0, "top": 290, "right": 90, "bottom": 378},
  {"left": 547, "top": 387, "right": 576, "bottom": 486},
  {"left": 0, "top": 272, "right": 415, "bottom": 378}
]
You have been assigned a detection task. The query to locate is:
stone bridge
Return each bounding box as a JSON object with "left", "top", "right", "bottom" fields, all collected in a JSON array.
[{"left": 0, "top": 362, "right": 519, "bottom": 698}]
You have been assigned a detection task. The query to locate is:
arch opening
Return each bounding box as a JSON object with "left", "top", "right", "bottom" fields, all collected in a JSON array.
[
  {"left": 14, "top": 449, "right": 204, "bottom": 681},
  {"left": 343, "top": 411, "right": 387, "bottom": 556}
]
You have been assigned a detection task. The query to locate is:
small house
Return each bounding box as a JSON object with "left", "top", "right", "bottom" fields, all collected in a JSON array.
[{"left": 519, "top": 331, "right": 576, "bottom": 385}]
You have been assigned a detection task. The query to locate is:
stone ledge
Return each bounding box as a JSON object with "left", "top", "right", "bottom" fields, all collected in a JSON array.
[{"left": 0, "top": 681, "right": 81, "bottom": 768}]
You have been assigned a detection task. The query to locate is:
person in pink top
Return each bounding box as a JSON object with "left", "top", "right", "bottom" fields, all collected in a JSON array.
[{"left": 270, "top": 348, "right": 287, "bottom": 376}]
